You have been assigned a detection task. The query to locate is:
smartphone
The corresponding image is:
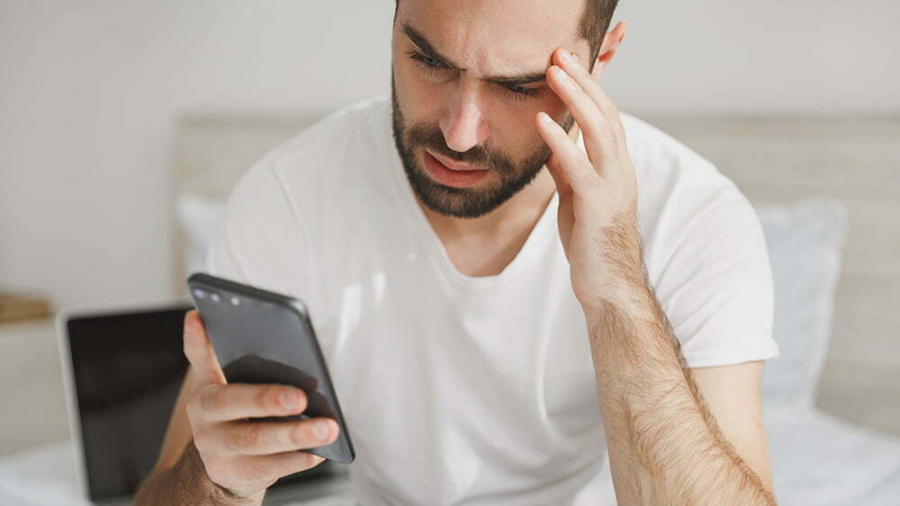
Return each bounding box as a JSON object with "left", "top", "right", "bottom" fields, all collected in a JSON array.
[{"left": 187, "top": 272, "right": 355, "bottom": 464}]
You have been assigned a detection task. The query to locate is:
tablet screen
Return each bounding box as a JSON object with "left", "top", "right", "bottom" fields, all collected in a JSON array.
[{"left": 67, "top": 305, "right": 191, "bottom": 500}]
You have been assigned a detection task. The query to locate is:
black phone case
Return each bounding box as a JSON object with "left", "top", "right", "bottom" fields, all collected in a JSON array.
[{"left": 187, "top": 272, "right": 355, "bottom": 464}]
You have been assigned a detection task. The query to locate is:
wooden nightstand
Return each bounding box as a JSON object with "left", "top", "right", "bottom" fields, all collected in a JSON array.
[{"left": 0, "top": 318, "right": 71, "bottom": 456}]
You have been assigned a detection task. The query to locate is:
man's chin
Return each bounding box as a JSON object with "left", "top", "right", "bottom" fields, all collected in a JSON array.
[{"left": 408, "top": 166, "right": 502, "bottom": 218}]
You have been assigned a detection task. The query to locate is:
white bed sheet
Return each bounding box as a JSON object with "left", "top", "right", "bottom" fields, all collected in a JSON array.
[
  {"left": 765, "top": 406, "right": 900, "bottom": 506},
  {"left": 1, "top": 406, "right": 899, "bottom": 505},
  {"left": 0, "top": 441, "right": 353, "bottom": 506}
]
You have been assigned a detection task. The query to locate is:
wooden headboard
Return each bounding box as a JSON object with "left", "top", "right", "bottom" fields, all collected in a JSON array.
[{"left": 172, "top": 112, "right": 900, "bottom": 436}]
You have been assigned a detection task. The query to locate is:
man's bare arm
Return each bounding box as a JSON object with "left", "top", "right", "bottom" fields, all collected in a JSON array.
[
  {"left": 535, "top": 46, "right": 777, "bottom": 505},
  {"left": 585, "top": 267, "right": 776, "bottom": 505}
]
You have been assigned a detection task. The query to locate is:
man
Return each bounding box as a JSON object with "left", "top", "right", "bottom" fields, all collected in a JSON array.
[{"left": 136, "top": 0, "right": 780, "bottom": 504}]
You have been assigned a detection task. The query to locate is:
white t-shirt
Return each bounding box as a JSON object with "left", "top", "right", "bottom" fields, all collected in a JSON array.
[{"left": 207, "top": 94, "right": 779, "bottom": 506}]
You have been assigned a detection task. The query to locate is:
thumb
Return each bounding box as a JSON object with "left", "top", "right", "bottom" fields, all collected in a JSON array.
[{"left": 183, "top": 310, "right": 227, "bottom": 387}]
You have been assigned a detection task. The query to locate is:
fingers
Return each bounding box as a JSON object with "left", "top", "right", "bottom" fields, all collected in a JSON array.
[
  {"left": 261, "top": 451, "right": 327, "bottom": 478},
  {"left": 183, "top": 310, "right": 226, "bottom": 387},
  {"left": 544, "top": 153, "right": 572, "bottom": 198},
  {"left": 236, "top": 451, "right": 327, "bottom": 487},
  {"left": 553, "top": 48, "right": 619, "bottom": 121},
  {"left": 198, "top": 383, "right": 308, "bottom": 422},
  {"left": 546, "top": 64, "right": 613, "bottom": 168},
  {"left": 544, "top": 47, "right": 632, "bottom": 187},
  {"left": 221, "top": 418, "right": 340, "bottom": 456},
  {"left": 202, "top": 447, "right": 327, "bottom": 496},
  {"left": 536, "top": 112, "right": 599, "bottom": 196}
]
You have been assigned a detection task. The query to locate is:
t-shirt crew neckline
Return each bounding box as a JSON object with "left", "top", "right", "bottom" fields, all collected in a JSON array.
[{"left": 378, "top": 102, "right": 560, "bottom": 292}]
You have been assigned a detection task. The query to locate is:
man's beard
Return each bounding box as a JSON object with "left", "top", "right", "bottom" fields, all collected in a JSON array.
[{"left": 390, "top": 77, "right": 574, "bottom": 219}]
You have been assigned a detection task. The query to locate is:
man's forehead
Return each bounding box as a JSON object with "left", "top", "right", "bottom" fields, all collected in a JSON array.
[{"left": 397, "top": 0, "right": 588, "bottom": 78}]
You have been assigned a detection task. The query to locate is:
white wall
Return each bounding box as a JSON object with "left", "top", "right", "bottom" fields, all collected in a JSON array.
[
  {"left": 1, "top": 0, "right": 898, "bottom": 309},
  {"left": 612, "top": 0, "right": 899, "bottom": 114}
]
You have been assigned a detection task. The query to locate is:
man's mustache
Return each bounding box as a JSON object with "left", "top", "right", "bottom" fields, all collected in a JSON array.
[{"left": 406, "top": 125, "right": 510, "bottom": 170}]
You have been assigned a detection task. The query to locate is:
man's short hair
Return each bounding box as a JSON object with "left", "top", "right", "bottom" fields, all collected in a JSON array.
[{"left": 580, "top": 0, "right": 620, "bottom": 70}]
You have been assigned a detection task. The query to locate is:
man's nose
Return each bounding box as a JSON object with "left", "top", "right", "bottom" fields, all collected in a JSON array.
[{"left": 439, "top": 83, "right": 490, "bottom": 153}]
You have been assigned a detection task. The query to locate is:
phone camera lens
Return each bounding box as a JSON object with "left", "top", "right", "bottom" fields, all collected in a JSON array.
[
  {"left": 210, "top": 293, "right": 221, "bottom": 303},
  {"left": 192, "top": 289, "right": 206, "bottom": 299},
  {"left": 231, "top": 296, "right": 241, "bottom": 306}
]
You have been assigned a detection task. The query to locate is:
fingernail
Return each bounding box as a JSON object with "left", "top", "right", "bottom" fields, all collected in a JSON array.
[
  {"left": 538, "top": 112, "right": 554, "bottom": 125},
  {"left": 314, "top": 421, "right": 330, "bottom": 441},
  {"left": 559, "top": 50, "right": 574, "bottom": 65},
  {"left": 279, "top": 391, "right": 298, "bottom": 409}
]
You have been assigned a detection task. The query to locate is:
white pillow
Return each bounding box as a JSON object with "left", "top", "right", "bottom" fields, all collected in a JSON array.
[
  {"left": 756, "top": 199, "right": 848, "bottom": 409},
  {"left": 176, "top": 194, "right": 227, "bottom": 276}
]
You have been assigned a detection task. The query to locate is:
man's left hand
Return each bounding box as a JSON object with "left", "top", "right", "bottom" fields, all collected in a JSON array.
[{"left": 535, "top": 47, "right": 643, "bottom": 316}]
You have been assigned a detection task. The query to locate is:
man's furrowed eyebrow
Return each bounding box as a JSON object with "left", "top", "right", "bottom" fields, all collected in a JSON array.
[
  {"left": 483, "top": 71, "right": 548, "bottom": 87},
  {"left": 402, "top": 22, "right": 550, "bottom": 87},
  {"left": 402, "top": 23, "right": 465, "bottom": 70}
]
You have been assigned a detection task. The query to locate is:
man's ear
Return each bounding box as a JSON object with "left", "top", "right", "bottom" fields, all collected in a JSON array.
[{"left": 591, "top": 21, "right": 628, "bottom": 80}]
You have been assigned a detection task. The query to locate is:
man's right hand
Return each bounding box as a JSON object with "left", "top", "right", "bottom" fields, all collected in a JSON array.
[{"left": 182, "top": 310, "right": 340, "bottom": 500}]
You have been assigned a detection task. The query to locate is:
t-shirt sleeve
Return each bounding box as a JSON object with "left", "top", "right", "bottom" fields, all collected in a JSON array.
[
  {"left": 649, "top": 196, "right": 780, "bottom": 369},
  {"left": 205, "top": 158, "right": 313, "bottom": 299}
]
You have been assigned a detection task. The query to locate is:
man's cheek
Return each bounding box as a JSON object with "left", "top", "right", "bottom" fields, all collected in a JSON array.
[{"left": 395, "top": 67, "right": 425, "bottom": 105}]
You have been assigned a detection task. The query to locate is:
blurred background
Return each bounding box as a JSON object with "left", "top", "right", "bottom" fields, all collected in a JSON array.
[{"left": 0, "top": 1, "right": 898, "bottom": 505}]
